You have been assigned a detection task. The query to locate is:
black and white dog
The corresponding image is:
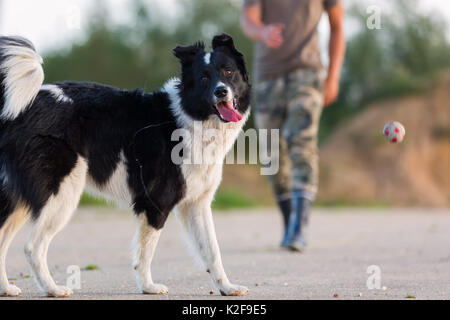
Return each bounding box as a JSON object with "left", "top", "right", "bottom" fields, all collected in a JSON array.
[{"left": 0, "top": 34, "right": 250, "bottom": 297}]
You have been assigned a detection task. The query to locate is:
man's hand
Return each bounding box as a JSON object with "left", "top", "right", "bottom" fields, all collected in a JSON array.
[
  {"left": 241, "top": 3, "right": 284, "bottom": 49},
  {"left": 261, "top": 24, "right": 284, "bottom": 49},
  {"left": 324, "top": 75, "right": 339, "bottom": 107}
]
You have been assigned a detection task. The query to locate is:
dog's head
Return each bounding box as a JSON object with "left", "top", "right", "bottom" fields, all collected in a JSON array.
[{"left": 173, "top": 34, "right": 250, "bottom": 123}]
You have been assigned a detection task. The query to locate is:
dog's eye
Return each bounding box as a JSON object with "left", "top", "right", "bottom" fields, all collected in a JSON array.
[
  {"left": 224, "top": 70, "right": 233, "bottom": 77},
  {"left": 201, "top": 76, "right": 209, "bottom": 82}
]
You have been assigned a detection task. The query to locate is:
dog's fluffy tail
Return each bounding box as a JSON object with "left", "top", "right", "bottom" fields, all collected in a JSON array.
[{"left": 0, "top": 36, "right": 44, "bottom": 121}]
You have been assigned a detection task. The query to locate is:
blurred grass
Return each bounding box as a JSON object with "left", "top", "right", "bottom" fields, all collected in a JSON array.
[
  {"left": 80, "top": 191, "right": 390, "bottom": 210},
  {"left": 79, "top": 193, "right": 111, "bottom": 207},
  {"left": 80, "top": 190, "right": 260, "bottom": 210},
  {"left": 82, "top": 264, "right": 100, "bottom": 271},
  {"left": 315, "top": 200, "right": 389, "bottom": 209},
  {"left": 212, "top": 189, "right": 259, "bottom": 210}
]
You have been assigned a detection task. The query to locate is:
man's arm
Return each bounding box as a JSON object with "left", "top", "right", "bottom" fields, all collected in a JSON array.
[
  {"left": 324, "top": 2, "right": 346, "bottom": 106},
  {"left": 240, "top": 2, "right": 284, "bottom": 49}
]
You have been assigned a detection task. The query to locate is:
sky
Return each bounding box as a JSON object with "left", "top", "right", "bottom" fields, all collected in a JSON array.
[
  {"left": 1, "top": 0, "right": 450, "bottom": 54},
  {"left": 0, "top": 0, "right": 178, "bottom": 52}
]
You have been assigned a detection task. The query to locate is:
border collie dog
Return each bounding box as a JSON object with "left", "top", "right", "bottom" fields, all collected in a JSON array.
[{"left": 0, "top": 34, "right": 250, "bottom": 297}]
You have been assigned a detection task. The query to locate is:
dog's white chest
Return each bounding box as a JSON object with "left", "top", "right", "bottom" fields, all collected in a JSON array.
[
  {"left": 181, "top": 163, "right": 223, "bottom": 203},
  {"left": 178, "top": 117, "right": 243, "bottom": 204}
]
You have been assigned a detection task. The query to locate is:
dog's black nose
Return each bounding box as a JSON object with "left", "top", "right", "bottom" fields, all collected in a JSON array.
[{"left": 214, "top": 86, "right": 228, "bottom": 99}]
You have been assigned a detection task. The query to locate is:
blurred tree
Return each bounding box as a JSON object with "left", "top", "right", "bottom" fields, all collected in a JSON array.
[
  {"left": 44, "top": 0, "right": 252, "bottom": 91},
  {"left": 43, "top": 0, "right": 450, "bottom": 142}
]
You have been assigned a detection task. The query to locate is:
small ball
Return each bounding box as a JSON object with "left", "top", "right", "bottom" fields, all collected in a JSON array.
[{"left": 383, "top": 121, "right": 405, "bottom": 143}]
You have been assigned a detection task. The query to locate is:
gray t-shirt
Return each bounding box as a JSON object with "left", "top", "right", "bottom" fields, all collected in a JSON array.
[{"left": 243, "top": 0, "right": 338, "bottom": 82}]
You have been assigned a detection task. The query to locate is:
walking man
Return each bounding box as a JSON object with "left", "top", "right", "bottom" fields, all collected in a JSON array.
[{"left": 241, "top": 0, "right": 345, "bottom": 251}]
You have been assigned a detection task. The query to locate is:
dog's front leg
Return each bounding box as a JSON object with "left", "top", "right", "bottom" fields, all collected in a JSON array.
[
  {"left": 132, "top": 214, "right": 168, "bottom": 294},
  {"left": 176, "top": 202, "right": 248, "bottom": 296}
]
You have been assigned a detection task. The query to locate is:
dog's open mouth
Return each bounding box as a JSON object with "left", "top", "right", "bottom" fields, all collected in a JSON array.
[{"left": 214, "top": 99, "right": 242, "bottom": 123}]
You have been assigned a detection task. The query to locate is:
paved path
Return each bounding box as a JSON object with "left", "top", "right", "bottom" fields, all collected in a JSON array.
[{"left": 2, "top": 207, "right": 450, "bottom": 300}]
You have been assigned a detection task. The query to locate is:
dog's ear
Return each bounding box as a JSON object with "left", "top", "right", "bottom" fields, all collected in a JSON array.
[
  {"left": 173, "top": 42, "right": 205, "bottom": 65},
  {"left": 212, "top": 33, "right": 249, "bottom": 82},
  {"left": 212, "top": 33, "right": 236, "bottom": 51}
]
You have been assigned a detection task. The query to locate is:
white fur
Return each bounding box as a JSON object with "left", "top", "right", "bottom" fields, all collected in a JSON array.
[
  {"left": 166, "top": 79, "right": 249, "bottom": 296},
  {"left": 132, "top": 214, "right": 167, "bottom": 294},
  {"left": 24, "top": 157, "right": 87, "bottom": 297},
  {"left": 179, "top": 108, "right": 249, "bottom": 204},
  {"left": 175, "top": 200, "right": 248, "bottom": 296},
  {"left": 40, "top": 84, "right": 73, "bottom": 103},
  {"left": 163, "top": 78, "right": 194, "bottom": 129},
  {"left": 85, "top": 151, "right": 132, "bottom": 208},
  {"left": 204, "top": 53, "right": 211, "bottom": 65},
  {"left": 0, "top": 42, "right": 44, "bottom": 120},
  {"left": 0, "top": 204, "right": 30, "bottom": 296}
]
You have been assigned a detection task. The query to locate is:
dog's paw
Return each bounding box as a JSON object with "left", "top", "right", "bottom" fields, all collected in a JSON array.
[
  {"left": 142, "top": 283, "right": 169, "bottom": 295},
  {"left": 47, "top": 286, "right": 73, "bottom": 298},
  {"left": 219, "top": 284, "right": 249, "bottom": 296},
  {"left": 0, "top": 284, "right": 22, "bottom": 297}
]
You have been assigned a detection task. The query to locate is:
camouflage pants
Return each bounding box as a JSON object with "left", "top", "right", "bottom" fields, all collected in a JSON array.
[{"left": 254, "top": 69, "right": 324, "bottom": 201}]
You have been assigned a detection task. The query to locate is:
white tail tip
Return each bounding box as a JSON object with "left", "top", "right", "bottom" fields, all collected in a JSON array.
[{"left": 0, "top": 36, "right": 44, "bottom": 120}]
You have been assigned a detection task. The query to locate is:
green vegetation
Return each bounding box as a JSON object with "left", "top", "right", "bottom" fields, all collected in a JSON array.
[
  {"left": 212, "top": 190, "right": 259, "bottom": 210},
  {"left": 406, "top": 293, "right": 416, "bottom": 299},
  {"left": 79, "top": 193, "right": 111, "bottom": 207},
  {"left": 315, "top": 200, "right": 389, "bottom": 209},
  {"left": 79, "top": 189, "right": 259, "bottom": 210},
  {"left": 83, "top": 264, "right": 100, "bottom": 271}
]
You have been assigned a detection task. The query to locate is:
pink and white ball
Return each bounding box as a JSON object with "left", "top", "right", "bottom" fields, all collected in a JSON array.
[{"left": 383, "top": 121, "right": 406, "bottom": 143}]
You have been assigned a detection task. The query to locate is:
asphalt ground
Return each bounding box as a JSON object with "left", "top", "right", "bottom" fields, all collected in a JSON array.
[{"left": 2, "top": 207, "right": 449, "bottom": 300}]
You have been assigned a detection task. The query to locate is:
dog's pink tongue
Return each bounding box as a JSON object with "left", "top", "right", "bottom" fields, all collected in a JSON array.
[{"left": 217, "top": 101, "right": 242, "bottom": 122}]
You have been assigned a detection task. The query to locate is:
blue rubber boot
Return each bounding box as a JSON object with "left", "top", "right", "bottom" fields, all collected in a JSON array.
[
  {"left": 283, "top": 195, "right": 312, "bottom": 252},
  {"left": 277, "top": 198, "right": 291, "bottom": 247}
]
